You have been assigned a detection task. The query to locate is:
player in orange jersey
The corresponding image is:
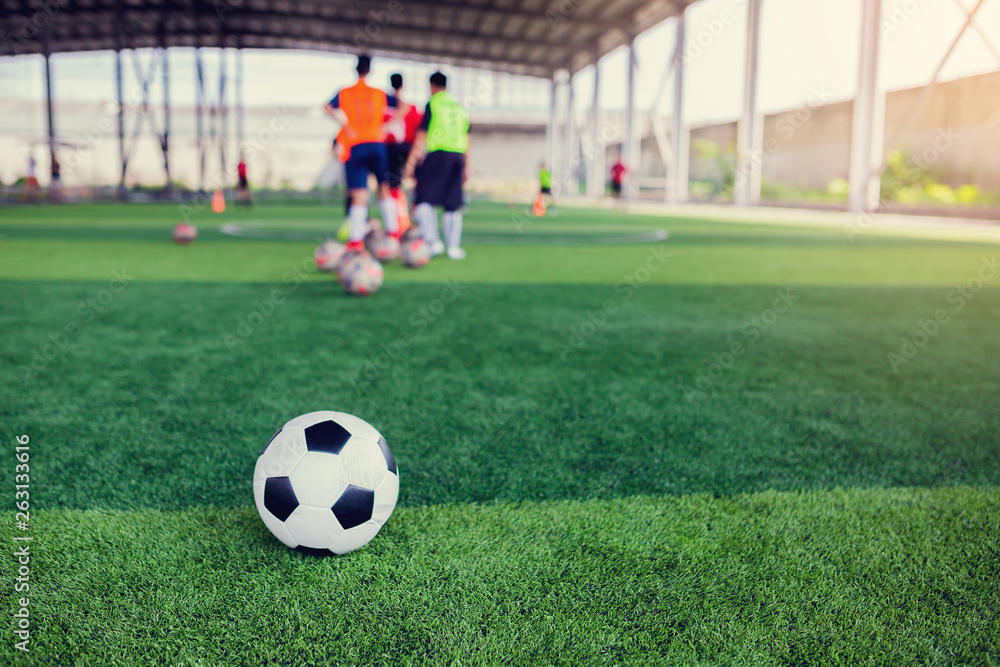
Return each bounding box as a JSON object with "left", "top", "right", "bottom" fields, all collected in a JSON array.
[{"left": 324, "top": 55, "right": 412, "bottom": 252}]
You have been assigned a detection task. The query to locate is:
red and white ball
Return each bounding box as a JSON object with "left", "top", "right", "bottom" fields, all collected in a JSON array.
[
  {"left": 315, "top": 241, "right": 346, "bottom": 273},
  {"left": 337, "top": 251, "right": 384, "bottom": 296},
  {"left": 400, "top": 237, "right": 432, "bottom": 268},
  {"left": 172, "top": 223, "right": 198, "bottom": 245},
  {"left": 365, "top": 230, "right": 401, "bottom": 262}
]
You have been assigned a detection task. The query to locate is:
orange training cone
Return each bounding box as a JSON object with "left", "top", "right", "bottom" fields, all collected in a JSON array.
[
  {"left": 532, "top": 192, "right": 547, "bottom": 217},
  {"left": 211, "top": 189, "right": 226, "bottom": 213}
]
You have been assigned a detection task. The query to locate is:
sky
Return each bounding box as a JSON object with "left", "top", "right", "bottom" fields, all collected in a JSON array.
[{"left": 0, "top": 0, "right": 998, "bottom": 125}]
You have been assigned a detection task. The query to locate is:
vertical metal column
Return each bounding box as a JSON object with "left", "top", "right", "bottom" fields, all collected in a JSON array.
[
  {"left": 624, "top": 37, "right": 636, "bottom": 200},
  {"left": 564, "top": 73, "right": 576, "bottom": 196},
  {"left": 734, "top": 0, "right": 762, "bottom": 206},
  {"left": 587, "top": 54, "right": 602, "bottom": 198},
  {"left": 848, "top": 0, "right": 884, "bottom": 213},
  {"left": 116, "top": 49, "right": 126, "bottom": 193},
  {"left": 162, "top": 46, "right": 171, "bottom": 191},
  {"left": 43, "top": 33, "right": 55, "bottom": 184},
  {"left": 546, "top": 78, "right": 557, "bottom": 175},
  {"left": 669, "top": 12, "right": 688, "bottom": 204},
  {"left": 196, "top": 46, "right": 205, "bottom": 192},
  {"left": 236, "top": 46, "right": 244, "bottom": 155},
  {"left": 218, "top": 35, "right": 228, "bottom": 184}
]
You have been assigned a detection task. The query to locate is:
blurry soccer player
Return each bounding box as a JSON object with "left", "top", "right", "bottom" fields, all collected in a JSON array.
[
  {"left": 384, "top": 73, "right": 423, "bottom": 199},
  {"left": 610, "top": 152, "right": 627, "bottom": 213},
  {"left": 236, "top": 154, "right": 252, "bottom": 206},
  {"left": 324, "top": 54, "right": 411, "bottom": 251},
  {"left": 403, "top": 71, "right": 470, "bottom": 260},
  {"left": 539, "top": 162, "right": 553, "bottom": 202}
]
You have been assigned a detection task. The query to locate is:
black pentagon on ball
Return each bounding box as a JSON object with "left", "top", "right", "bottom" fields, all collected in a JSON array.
[
  {"left": 304, "top": 420, "right": 352, "bottom": 455},
  {"left": 331, "top": 484, "right": 375, "bottom": 529},
  {"left": 377, "top": 436, "right": 397, "bottom": 475},
  {"left": 263, "top": 476, "right": 298, "bottom": 522},
  {"left": 295, "top": 545, "right": 335, "bottom": 558}
]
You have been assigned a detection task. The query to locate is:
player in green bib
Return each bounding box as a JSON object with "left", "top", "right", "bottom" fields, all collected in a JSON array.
[
  {"left": 539, "top": 162, "right": 553, "bottom": 204},
  {"left": 403, "top": 72, "right": 470, "bottom": 260}
]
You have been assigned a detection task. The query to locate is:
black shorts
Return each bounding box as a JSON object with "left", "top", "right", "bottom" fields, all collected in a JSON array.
[
  {"left": 238, "top": 175, "right": 248, "bottom": 189},
  {"left": 541, "top": 186, "right": 552, "bottom": 195},
  {"left": 611, "top": 181, "right": 622, "bottom": 196},
  {"left": 387, "top": 142, "right": 411, "bottom": 188},
  {"left": 415, "top": 150, "right": 465, "bottom": 211}
]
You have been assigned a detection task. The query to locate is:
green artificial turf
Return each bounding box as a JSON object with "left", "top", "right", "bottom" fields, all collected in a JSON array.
[
  {"left": 2, "top": 487, "right": 998, "bottom": 665},
  {"left": 2, "top": 280, "right": 999, "bottom": 510},
  {"left": 1, "top": 202, "right": 998, "bottom": 664}
]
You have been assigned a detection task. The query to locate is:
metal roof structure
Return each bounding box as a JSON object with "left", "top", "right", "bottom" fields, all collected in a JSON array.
[{"left": 1, "top": 0, "right": 697, "bottom": 77}]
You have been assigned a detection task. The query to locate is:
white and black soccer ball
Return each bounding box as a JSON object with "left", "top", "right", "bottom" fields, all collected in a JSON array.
[
  {"left": 253, "top": 411, "right": 399, "bottom": 556},
  {"left": 314, "top": 240, "right": 345, "bottom": 273},
  {"left": 337, "top": 251, "right": 384, "bottom": 296}
]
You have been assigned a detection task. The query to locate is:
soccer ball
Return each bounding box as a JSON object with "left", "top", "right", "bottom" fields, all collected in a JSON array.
[
  {"left": 365, "top": 229, "right": 401, "bottom": 262},
  {"left": 173, "top": 222, "right": 197, "bottom": 244},
  {"left": 314, "top": 241, "right": 346, "bottom": 273},
  {"left": 400, "top": 237, "right": 432, "bottom": 268},
  {"left": 336, "top": 220, "right": 350, "bottom": 243},
  {"left": 337, "top": 251, "right": 384, "bottom": 296},
  {"left": 400, "top": 226, "right": 422, "bottom": 244},
  {"left": 253, "top": 411, "right": 399, "bottom": 556}
]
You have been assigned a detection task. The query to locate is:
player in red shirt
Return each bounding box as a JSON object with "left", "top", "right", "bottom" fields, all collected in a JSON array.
[
  {"left": 236, "top": 155, "right": 251, "bottom": 206},
  {"left": 610, "top": 157, "right": 627, "bottom": 197},
  {"left": 610, "top": 153, "right": 627, "bottom": 214},
  {"left": 384, "top": 73, "right": 423, "bottom": 202}
]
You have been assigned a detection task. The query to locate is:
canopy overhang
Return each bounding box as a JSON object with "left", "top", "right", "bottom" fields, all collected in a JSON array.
[{"left": 1, "top": 0, "right": 697, "bottom": 77}]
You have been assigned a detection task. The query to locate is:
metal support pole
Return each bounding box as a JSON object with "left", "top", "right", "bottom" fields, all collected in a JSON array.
[
  {"left": 669, "top": 13, "right": 689, "bottom": 204},
  {"left": 236, "top": 46, "right": 244, "bottom": 154},
  {"left": 563, "top": 73, "right": 576, "bottom": 196},
  {"left": 848, "top": 0, "right": 884, "bottom": 213},
  {"left": 546, "top": 78, "right": 557, "bottom": 175},
  {"left": 196, "top": 47, "right": 205, "bottom": 192},
  {"left": 218, "top": 35, "right": 228, "bottom": 184},
  {"left": 588, "top": 54, "right": 602, "bottom": 198},
  {"left": 624, "top": 37, "right": 636, "bottom": 200},
  {"left": 162, "top": 46, "right": 171, "bottom": 191},
  {"left": 43, "top": 36, "right": 55, "bottom": 183},
  {"left": 116, "top": 49, "right": 126, "bottom": 193},
  {"left": 734, "top": 0, "right": 762, "bottom": 206}
]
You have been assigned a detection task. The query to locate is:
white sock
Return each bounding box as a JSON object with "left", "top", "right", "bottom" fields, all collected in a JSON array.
[
  {"left": 442, "top": 212, "right": 454, "bottom": 248},
  {"left": 348, "top": 204, "right": 368, "bottom": 243},
  {"left": 379, "top": 196, "right": 399, "bottom": 235},
  {"left": 444, "top": 210, "right": 463, "bottom": 248},
  {"left": 415, "top": 203, "right": 439, "bottom": 244}
]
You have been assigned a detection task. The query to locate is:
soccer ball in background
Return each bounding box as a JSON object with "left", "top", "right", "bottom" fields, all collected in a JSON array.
[
  {"left": 172, "top": 223, "right": 197, "bottom": 244},
  {"left": 401, "top": 237, "right": 432, "bottom": 268},
  {"left": 400, "top": 226, "right": 422, "bottom": 244},
  {"left": 337, "top": 251, "right": 384, "bottom": 296},
  {"left": 365, "top": 229, "right": 401, "bottom": 262},
  {"left": 253, "top": 411, "right": 399, "bottom": 556},
  {"left": 315, "top": 241, "right": 346, "bottom": 273}
]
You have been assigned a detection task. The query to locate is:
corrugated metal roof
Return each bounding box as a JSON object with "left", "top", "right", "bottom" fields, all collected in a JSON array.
[{"left": 1, "top": 0, "right": 696, "bottom": 78}]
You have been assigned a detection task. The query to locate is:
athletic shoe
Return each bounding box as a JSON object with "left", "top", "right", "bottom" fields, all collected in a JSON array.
[
  {"left": 446, "top": 246, "right": 466, "bottom": 260},
  {"left": 430, "top": 240, "right": 446, "bottom": 257}
]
